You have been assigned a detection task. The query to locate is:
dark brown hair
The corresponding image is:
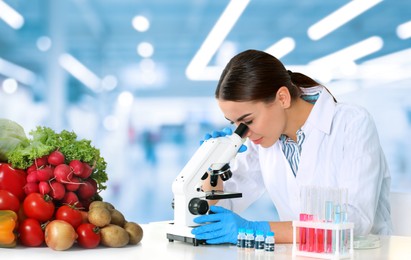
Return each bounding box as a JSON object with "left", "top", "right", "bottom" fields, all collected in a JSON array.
[{"left": 215, "top": 49, "right": 321, "bottom": 103}]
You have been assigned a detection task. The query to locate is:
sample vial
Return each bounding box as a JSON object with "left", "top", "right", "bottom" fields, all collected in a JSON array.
[
  {"left": 254, "top": 230, "right": 265, "bottom": 251},
  {"left": 237, "top": 228, "right": 246, "bottom": 249},
  {"left": 264, "top": 231, "right": 275, "bottom": 252},
  {"left": 244, "top": 229, "right": 255, "bottom": 251}
]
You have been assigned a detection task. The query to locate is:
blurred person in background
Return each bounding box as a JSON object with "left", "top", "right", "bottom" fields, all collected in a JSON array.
[{"left": 191, "top": 49, "right": 392, "bottom": 244}]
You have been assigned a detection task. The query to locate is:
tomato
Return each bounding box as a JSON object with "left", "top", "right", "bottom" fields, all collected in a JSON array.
[
  {"left": 23, "top": 193, "right": 55, "bottom": 222},
  {"left": 0, "top": 190, "right": 20, "bottom": 213},
  {"left": 0, "top": 163, "right": 27, "bottom": 201},
  {"left": 76, "top": 223, "right": 101, "bottom": 249},
  {"left": 55, "top": 205, "right": 82, "bottom": 229},
  {"left": 79, "top": 210, "right": 88, "bottom": 223},
  {"left": 18, "top": 218, "right": 44, "bottom": 247}
]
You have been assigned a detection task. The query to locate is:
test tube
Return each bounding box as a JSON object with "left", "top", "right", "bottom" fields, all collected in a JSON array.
[
  {"left": 299, "top": 186, "right": 308, "bottom": 251},
  {"left": 324, "top": 187, "right": 334, "bottom": 253},
  {"left": 306, "top": 186, "right": 315, "bottom": 252},
  {"left": 333, "top": 188, "right": 342, "bottom": 253},
  {"left": 315, "top": 186, "right": 325, "bottom": 253},
  {"left": 340, "top": 188, "right": 348, "bottom": 253}
]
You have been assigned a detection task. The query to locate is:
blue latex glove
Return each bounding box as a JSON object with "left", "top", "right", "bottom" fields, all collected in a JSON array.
[
  {"left": 191, "top": 205, "right": 270, "bottom": 244},
  {"left": 200, "top": 127, "right": 247, "bottom": 152}
]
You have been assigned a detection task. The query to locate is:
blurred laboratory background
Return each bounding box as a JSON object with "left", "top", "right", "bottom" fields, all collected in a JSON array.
[{"left": 1, "top": 0, "right": 410, "bottom": 224}]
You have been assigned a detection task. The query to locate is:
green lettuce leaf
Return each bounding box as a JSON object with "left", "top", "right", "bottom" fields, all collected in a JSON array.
[{"left": 0, "top": 118, "right": 29, "bottom": 162}]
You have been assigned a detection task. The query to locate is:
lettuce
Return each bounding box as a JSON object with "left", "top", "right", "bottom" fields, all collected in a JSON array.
[{"left": 0, "top": 118, "right": 28, "bottom": 162}]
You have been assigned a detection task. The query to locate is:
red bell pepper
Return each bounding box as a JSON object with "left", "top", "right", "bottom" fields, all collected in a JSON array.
[{"left": 0, "top": 163, "right": 27, "bottom": 201}]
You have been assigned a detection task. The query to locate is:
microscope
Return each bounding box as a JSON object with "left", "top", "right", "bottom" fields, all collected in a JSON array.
[{"left": 167, "top": 123, "right": 248, "bottom": 246}]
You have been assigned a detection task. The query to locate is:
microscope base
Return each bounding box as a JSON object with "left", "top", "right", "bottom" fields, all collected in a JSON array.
[{"left": 166, "top": 223, "right": 206, "bottom": 246}]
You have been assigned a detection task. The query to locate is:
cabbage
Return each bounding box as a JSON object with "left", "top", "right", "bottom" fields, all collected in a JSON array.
[{"left": 0, "top": 119, "right": 28, "bottom": 162}]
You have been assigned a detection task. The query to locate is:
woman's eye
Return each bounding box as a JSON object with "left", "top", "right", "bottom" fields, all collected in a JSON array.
[{"left": 244, "top": 120, "right": 253, "bottom": 125}]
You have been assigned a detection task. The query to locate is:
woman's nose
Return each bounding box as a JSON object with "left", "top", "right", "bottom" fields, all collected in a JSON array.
[{"left": 245, "top": 129, "right": 252, "bottom": 138}]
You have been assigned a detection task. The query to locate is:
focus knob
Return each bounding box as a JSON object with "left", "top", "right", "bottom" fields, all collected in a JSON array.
[{"left": 188, "top": 198, "right": 209, "bottom": 215}]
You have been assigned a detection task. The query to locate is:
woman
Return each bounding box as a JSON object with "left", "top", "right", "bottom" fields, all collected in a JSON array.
[{"left": 191, "top": 49, "right": 392, "bottom": 244}]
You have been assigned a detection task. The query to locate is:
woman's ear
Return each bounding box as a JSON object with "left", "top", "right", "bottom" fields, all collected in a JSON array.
[{"left": 276, "top": 86, "right": 291, "bottom": 108}]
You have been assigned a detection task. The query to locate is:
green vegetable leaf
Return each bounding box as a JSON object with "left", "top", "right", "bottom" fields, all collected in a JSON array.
[{"left": 0, "top": 118, "right": 29, "bottom": 162}]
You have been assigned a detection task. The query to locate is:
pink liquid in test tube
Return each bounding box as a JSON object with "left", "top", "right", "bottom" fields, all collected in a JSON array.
[
  {"left": 316, "top": 227, "right": 325, "bottom": 252},
  {"left": 299, "top": 213, "right": 307, "bottom": 251},
  {"left": 306, "top": 214, "right": 315, "bottom": 252},
  {"left": 299, "top": 186, "right": 308, "bottom": 251},
  {"left": 315, "top": 186, "right": 325, "bottom": 253}
]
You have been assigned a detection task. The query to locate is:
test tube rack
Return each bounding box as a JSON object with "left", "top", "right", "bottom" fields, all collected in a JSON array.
[{"left": 292, "top": 220, "right": 354, "bottom": 259}]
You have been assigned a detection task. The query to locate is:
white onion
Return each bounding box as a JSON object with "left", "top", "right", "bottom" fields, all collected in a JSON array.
[{"left": 45, "top": 220, "right": 77, "bottom": 251}]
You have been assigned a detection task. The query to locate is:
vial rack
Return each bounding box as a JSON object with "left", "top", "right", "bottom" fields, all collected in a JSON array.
[{"left": 292, "top": 220, "right": 354, "bottom": 259}]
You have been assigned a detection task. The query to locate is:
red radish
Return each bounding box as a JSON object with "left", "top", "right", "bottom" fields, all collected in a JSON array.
[
  {"left": 26, "top": 172, "right": 38, "bottom": 183},
  {"left": 34, "top": 156, "right": 48, "bottom": 168},
  {"left": 87, "top": 178, "right": 97, "bottom": 190},
  {"left": 24, "top": 182, "right": 39, "bottom": 195},
  {"left": 69, "top": 160, "right": 84, "bottom": 176},
  {"left": 48, "top": 150, "right": 65, "bottom": 166},
  {"left": 62, "top": 191, "right": 79, "bottom": 206},
  {"left": 79, "top": 162, "right": 92, "bottom": 179},
  {"left": 39, "top": 181, "right": 51, "bottom": 195},
  {"left": 26, "top": 164, "right": 37, "bottom": 174},
  {"left": 77, "top": 179, "right": 97, "bottom": 200},
  {"left": 36, "top": 167, "right": 53, "bottom": 181},
  {"left": 50, "top": 181, "right": 65, "bottom": 200},
  {"left": 54, "top": 164, "right": 72, "bottom": 183},
  {"left": 65, "top": 176, "right": 81, "bottom": 191}
]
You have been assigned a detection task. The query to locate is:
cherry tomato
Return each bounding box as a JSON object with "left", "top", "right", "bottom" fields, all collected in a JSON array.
[
  {"left": 18, "top": 218, "right": 44, "bottom": 247},
  {"left": 23, "top": 193, "right": 55, "bottom": 222},
  {"left": 76, "top": 223, "right": 101, "bottom": 249},
  {"left": 0, "top": 190, "right": 20, "bottom": 213},
  {"left": 55, "top": 205, "right": 82, "bottom": 229},
  {"left": 0, "top": 163, "right": 27, "bottom": 201}
]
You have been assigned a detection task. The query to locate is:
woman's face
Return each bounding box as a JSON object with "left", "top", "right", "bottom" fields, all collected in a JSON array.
[{"left": 218, "top": 95, "right": 287, "bottom": 148}]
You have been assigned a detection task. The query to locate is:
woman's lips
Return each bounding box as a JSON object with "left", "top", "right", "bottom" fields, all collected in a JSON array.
[{"left": 252, "top": 137, "right": 263, "bottom": 145}]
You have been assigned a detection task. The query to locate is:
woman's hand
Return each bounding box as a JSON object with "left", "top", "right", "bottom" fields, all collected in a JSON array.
[
  {"left": 200, "top": 127, "right": 247, "bottom": 152},
  {"left": 191, "top": 205, "right": 270, "bottom": 244}
]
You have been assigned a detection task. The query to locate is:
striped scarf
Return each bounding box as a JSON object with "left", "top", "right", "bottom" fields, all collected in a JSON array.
[{"left": 280, "top": 130, "right": 306, "bottom": 177}]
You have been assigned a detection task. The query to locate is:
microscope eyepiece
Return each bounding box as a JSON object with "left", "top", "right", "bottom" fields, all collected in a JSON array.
[{"left": 234, "top": 123, "right": 248, "bottom": 138}]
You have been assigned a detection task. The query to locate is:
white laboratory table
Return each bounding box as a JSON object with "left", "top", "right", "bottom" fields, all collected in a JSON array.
[{"left": 1, "top": 221, "right": 411, "bottom": 260}]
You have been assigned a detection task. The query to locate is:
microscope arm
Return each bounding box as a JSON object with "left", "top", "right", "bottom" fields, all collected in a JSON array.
[{"left": 171, "top": 124, "right": 248, "bottom": 227}]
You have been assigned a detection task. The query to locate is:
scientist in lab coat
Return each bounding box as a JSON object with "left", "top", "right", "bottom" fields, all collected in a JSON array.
[{"left": 191, "top": 49, "right": 392, "bottom": 244}]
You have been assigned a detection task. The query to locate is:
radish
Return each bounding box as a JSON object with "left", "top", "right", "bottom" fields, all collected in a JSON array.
[
  {"left": 62, "top": 191, "right": 79, "bottom": 206},
  {"left": 50, "top": 181, "right": 65, "bottom": 200},
  {"left": 24, "top": 182, "right": 39, "bottom": 195},
  {"left": 77, "top": 179, "right": 97, "bottom": 200},
  {"left": 54, "top": 164, "right": 72, "bottom": 183},
  {"left": 65, "top": 176, "right": 81, "bottom": 191},
  {"left": 79, "top": 162, "right": 92, "bottom": 179},
  {"left": 69, "top": 160, "right": 84, "bottom": 176},
  {"left": 48, "top": 150, "right": 65, "bottom": 166},
  {"left": 26, "top": 164, "right": 37, "bottom": 175},
  {"left": 39, "top": 181, "right": 51, "bottom": 195},
  {"left": 36, "top": 167, "right": 53, "bottom": 181},
  {"left": 34, "top": 155, "right": 48, "bottom": 168},
  {"left": 87, "top": 178, "right": 97, "bottom": 190},
  {"left": 26, "top": 172, "right": 38, "bottom": 183}
]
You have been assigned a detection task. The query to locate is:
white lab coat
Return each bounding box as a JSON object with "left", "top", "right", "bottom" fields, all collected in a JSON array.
[{"left": 218, "top": 89, "right": 392, "bottom": 236}]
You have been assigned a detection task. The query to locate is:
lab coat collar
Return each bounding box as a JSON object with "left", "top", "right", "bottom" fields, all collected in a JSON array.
[{"left": 305, "top": 87, "right": 336, "bottom": 135}]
